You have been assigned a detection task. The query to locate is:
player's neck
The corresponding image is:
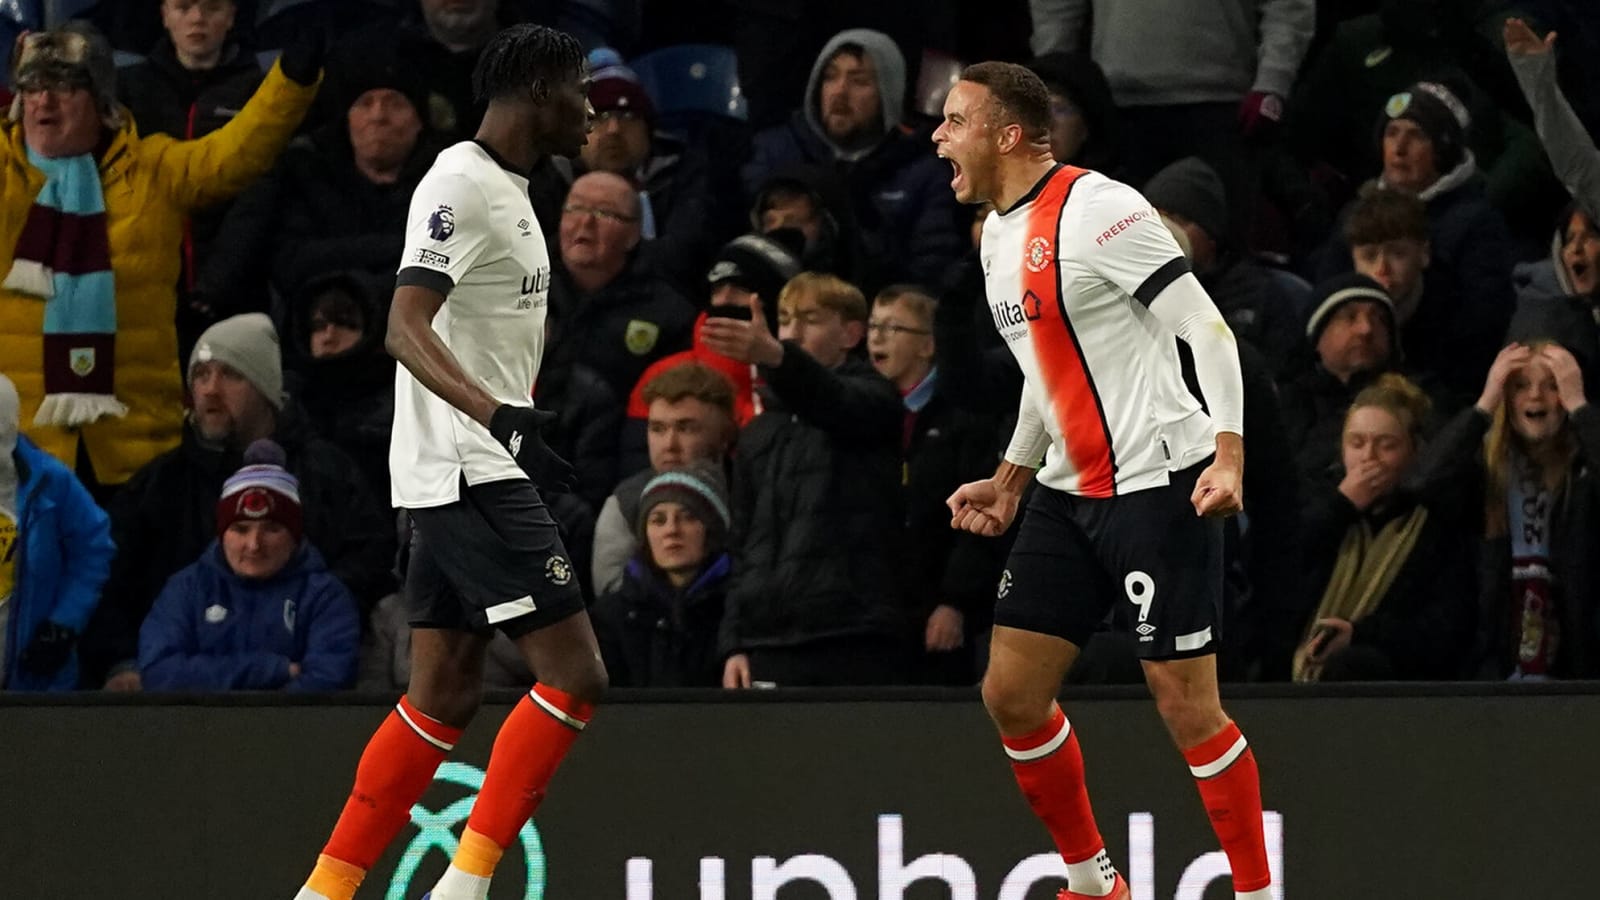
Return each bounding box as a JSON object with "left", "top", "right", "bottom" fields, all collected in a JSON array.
[
  {"left": 993, "top": 157, "right": 1059, "bottom": 214},
  {"left": 474, "top": 112, "right": 540, "bottom": 175}
]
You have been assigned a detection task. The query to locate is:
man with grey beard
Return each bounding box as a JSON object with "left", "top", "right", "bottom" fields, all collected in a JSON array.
[{"left": 77, "top": 314, "right": 394, "bottom": 691}]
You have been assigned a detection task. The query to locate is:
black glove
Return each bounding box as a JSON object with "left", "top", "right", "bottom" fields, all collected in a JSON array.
[
  {"left": 19, "top": 621, "right": 77, "bottom": 677},
  {"left": 278, "top": 25, "right": 327, "bottom": 86},
  {"left": 489, "top": 405, "right": 576, "bottom": 495}
]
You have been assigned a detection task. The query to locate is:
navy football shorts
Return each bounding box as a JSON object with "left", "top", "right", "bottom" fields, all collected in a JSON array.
[{"left": 994, "top": 461, "right": 1223, "bottom": 660}]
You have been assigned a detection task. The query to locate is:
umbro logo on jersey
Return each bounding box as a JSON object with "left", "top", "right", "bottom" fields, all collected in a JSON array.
[
  {"left": 508, "top": 431, "right": 523, "bottom": 457},
  {"left": 517, "top": 218, "right": 532, "bottom": 236}
]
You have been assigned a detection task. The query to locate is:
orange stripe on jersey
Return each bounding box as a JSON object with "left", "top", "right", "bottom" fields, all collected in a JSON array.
[{"left": 1021, "top": 166, "right": 1117, "bottom": 498}]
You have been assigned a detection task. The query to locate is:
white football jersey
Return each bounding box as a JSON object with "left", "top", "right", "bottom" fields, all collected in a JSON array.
[
  {"left": 981, "top": 164, "right": 1216, "bottom": 497},
  {"left": 389, "top": 141, "right": 553, "bottom": 509}
]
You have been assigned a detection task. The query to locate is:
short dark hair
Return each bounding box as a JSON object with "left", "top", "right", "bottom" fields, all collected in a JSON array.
[
  {"left": 472, "top": 24, "right": 584, "bottom": 105},
  {"left": 959, "top": 61, "right": 1051, "bottom": 143},
  {"left": 1345, "top": 184, "right": 1429, "bottom": 247}
]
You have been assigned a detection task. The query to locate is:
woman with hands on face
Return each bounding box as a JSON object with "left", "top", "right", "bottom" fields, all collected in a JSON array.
[
  {"left": 1412, "top": 333, "right": 1600, "bottom": 679},
  {"left": 1290, "top": 374, "right": 1478, "bottom": 682}
]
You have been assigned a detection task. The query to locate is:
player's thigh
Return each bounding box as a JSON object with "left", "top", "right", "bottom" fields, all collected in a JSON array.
[
  {"left": 1092, "top": 465, "right": 1224, "bottom": 661},
  {"left": 992, "top": 486, "right": 1120, "bottom": 651},
  {"left": 983, "top": 625, "right": 1082, "bottom": 729},
  {"left": 510, "top": 608, "right": 608, "bottom": 703},
  {"left": 410, "top": 478, "right": 587, "bottom": 638}
]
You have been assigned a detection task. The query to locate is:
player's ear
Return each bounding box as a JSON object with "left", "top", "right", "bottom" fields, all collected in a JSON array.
[
  {"left": 996, "top": 121, "right": 1021, "bottom": 155},
  {"left": 529, "top": 79, "right": 551, "bottom": 103}
]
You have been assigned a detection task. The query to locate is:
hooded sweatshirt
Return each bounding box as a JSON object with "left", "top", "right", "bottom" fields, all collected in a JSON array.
[
  {"left": 742, "top": 29, "right": 965, "bottom": 285},
  {"left": 802, "top": 28, "right": 907, "bottom": 162}
]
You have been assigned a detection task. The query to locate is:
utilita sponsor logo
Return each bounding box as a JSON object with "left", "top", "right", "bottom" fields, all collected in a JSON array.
[{"left": 625, "top": 813, "right": 1284, "bottom": 900}]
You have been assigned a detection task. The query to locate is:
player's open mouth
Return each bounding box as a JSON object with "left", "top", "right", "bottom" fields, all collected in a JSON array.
[
  {"left": 948, "top": 159, "right": 963, "bottom": 191},
  {"left": 870, "top": 351, "right": 889, "bottom": 365}
]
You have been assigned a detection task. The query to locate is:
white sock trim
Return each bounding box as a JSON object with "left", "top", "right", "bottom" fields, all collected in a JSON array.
[
  {"left": 1004, "top": 713, "right": 1071, "bottom": 762},
  {"left": 1065, "top": 847, "right": 1117, "bottom": 896},
  {"left": 1188, "top": 734, "right": 1248, "bottom": 779},
  {"left": 1236, "top": 888, "right": 1273, "bottom": 900},
  {"left": 529, "top": 687, "right": 587, "bottom": 731},
  {"left": 396, "top": 703, "right": 455, "bottom": 751}
]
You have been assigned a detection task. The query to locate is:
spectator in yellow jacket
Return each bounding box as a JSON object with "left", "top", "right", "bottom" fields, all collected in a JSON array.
[{"left": 0, "top": 22, "right": 320, "bottom": 496}]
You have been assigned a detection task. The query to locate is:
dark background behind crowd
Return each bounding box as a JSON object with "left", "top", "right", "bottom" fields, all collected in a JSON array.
[{"left": 2, "top": 0, "right": 1599, "bottom": 692}]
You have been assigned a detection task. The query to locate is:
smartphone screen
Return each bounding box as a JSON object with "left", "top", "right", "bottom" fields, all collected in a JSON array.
[{"left": 706, "top": 305, "right": 753, "bottom": 321}]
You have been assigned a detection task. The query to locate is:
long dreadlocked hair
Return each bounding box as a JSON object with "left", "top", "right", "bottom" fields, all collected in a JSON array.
[{"left": 471, "top": 24, "right": 584, "bottom": 105}]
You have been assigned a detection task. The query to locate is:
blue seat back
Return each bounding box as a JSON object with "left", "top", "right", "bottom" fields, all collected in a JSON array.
[{"left": 630, "top": 43, "right": 746, "bottom": 123}]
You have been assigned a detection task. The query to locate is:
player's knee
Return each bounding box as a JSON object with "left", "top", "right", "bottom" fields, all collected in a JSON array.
[
  {"left": 981, "top": 674, "right": 1052, "bottom": 736},
  {"left": 407, "top": 686, "right": 483, "bottom": 730},
  {"left": 547, "top": 657, "right": 608, "bottom": 707},
  {"left": 1151, "top": 691, "right": 1221, "bottom": 746}
]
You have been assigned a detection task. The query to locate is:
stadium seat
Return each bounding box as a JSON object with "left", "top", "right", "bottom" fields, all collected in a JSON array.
[
  {"left": 0, "top": 0, "right": 41, "bottom": 74},
  {"left": 630, "top": 43, "right": 747, "bottom": 124},
  {"left": 1260, "top": 264, "right": 1315, "bottom": 324},
  {"left": 42, "top": 0, "right": 91, "bottom": 27},
  {"left": 915, "top": 49, "right": 965, "bottom": 120}
]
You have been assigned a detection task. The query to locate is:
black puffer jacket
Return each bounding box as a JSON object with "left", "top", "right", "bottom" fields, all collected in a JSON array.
[
  {"left": 270, "top": 124, "right": 446, "bottom": 297},
  {"left": 593, "top": 555, "right": 731, "bottom": 687},
  {"left": 284, "top": 271, "right": 396, "bottom": 504},
  {"left": 118, "top": 39, "right": 264, "bottom": 143},
  {"left": 545, "top": 262, "right": 698, "bottom": 402},
  {"left": 902, "top": 383, "right": 1003, "bottom": 629},
  {"left": 79, "top": 410, "right": 396, "bottom": 685},
  {"left": 1294, "top": 486, "right": 1478, "bottom": 679},
  {"left": 722, "top": 352, "right": 907, "bottom": 652}
]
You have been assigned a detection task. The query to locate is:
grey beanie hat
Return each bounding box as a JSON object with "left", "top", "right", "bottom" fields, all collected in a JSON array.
[
  {"left": 189, "top": 313, "right": 285, "bottom": 410},
  {"left": 636, "top": 461, "right": 731, "bottom": 552}
]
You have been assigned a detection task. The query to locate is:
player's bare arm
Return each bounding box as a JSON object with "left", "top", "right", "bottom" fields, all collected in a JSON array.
[
  {"left": 386, "top": 283, "right": 500, "bottom": 427},
  {"left": 948, "top": 459, "right": 1034, "bottom": 537}
]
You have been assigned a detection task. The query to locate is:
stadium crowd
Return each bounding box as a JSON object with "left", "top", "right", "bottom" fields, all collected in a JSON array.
[{"left": 1, "top": 0, "right": 1598, "bottom": 691}]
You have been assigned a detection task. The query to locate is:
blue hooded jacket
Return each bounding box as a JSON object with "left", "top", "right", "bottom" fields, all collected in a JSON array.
[
  {"left": 3, "top": 436, "right": 115, "bottom": 691},
  {"left": 137, "top": 540, "right": 359, "bottom": 691}
]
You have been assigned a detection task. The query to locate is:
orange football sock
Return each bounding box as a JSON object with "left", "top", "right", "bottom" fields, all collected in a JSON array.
[
  {"left": 463, "top": 683, "right": 593, "bottom": 849},
  {"left": 314, "top": 695, "right": 462, "bottom": 887},
  {"left": 1184, "top": 721, "right": 1271, "bottom": 894}
]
